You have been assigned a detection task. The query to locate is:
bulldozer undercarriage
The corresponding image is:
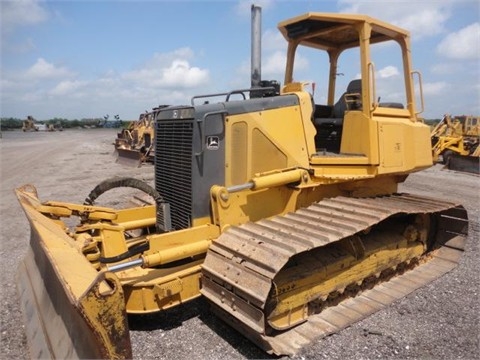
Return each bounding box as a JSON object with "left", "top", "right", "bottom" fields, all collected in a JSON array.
[
  {"left": 201, "top": 194, "right": 467, "bottom": 355},
  {"left": 15, "top": 184, "right": 468, "bottom": 358}
]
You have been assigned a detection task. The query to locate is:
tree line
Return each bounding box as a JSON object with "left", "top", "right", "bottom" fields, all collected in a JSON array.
[
  {"left": 0, "top": 117, "right": 125, "bottom": 130},
  {"left": 1, "top": 116, "right": 441, "bottom": 132}
]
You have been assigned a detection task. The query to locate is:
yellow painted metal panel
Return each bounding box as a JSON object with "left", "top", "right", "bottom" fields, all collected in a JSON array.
[
  {"left": 230, "top": 121, "right": 248, "bottom": 185},
  {"left": 380, "top": 124, "right": 404, "bottom": 168},
  {"left": 252, "top": 128, "right": 288, "bottom": 174}
]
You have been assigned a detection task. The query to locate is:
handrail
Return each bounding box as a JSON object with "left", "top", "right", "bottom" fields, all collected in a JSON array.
[
  {"left": 368, "top": 62, "right": 378, "bottom": 111},
  {"left": 190, "top": 87, "right": 278, "bottom": 105},
  {"left": 412, "top": 71, "right": 425, "bottom": 115},
  {"left": 191, "top": 91, "right": 246, "bottom": 105}
]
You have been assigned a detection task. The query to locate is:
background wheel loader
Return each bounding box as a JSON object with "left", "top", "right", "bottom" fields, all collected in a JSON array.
[
  {"left": 431, "top": 114, "right": 479, "bottom": 174},
  {"left": 15, "top": 7, "right": 469, "bottom": 359}
]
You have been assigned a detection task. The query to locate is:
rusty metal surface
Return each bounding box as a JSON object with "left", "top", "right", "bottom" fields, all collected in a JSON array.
[{"left": 201, "top": 194, "right": 468, "bottom": 355}]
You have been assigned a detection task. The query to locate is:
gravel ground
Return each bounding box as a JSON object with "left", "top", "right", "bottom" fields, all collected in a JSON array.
[{"left": 0, "top": 129, "right": 478, "bottom": 359}]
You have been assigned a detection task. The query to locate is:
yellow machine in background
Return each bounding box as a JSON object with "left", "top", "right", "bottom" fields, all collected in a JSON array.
[
  {"left": 22, "top": 116, "right": 38, "bottom": 132},
  {"left": 114, "top": 107, "right": 167, "bottom": 167},
  {"left": 15, "top": 8, "right": 469, "bottom": 359},
  {"left": 47, "top": 122, "right": 63, "bottom": 131},
  {"left": 431, "top": 114, "right": 479, "bottom": 173}
]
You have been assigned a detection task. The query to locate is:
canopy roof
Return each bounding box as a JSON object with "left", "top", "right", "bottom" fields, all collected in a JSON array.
[{"left": 278, "top": 13, "right": 409, "bottom": 51}]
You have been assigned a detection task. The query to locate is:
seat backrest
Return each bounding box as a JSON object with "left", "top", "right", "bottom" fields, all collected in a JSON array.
[{"left": 333, "top": 79, "right": 362, "bottom": 118}]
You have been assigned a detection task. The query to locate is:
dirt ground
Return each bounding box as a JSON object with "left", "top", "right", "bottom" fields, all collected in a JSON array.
[{"left": 0, "top": 129, "right": 478, "bottom": 360}]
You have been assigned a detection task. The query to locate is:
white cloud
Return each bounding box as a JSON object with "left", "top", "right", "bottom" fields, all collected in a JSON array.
[
  {"left": 6, "top": 37, "right": 37, "bottom": 54},
  {"left": 436, "top": 23, "right": 480, "bottom": 60},
  {"left": 24, "top": 58, "right": 74, "bottom": 80},
  {"left": 1, "top": 48, "right": 211, "bottom": 119},
  {"left": 148, "top": 48, "right": 196, "bottom": 67},
  {"left": 430, "top": 62, "right": 459, "bottom": 75},
  {"left": 231, "top": 28, "right": 287, "bottom": 85},
  {"left": 423, "top": 81, "right": 448, "bottom": 96},
  {"left": 1, "top": 0, "right": 49, "bottom": 54},
  {"left": 0, "top": 0, "right": 49, "bottom": 33},
  {"left": 122, "top": 48, "right": 210, "bottom": 89},
  {"left": 262, "top": 51, "right": 287, "bottom": 76},
  {"left": 49, "top": 80, "right": 88, "bottom": 96},
  {"left": 338, "top": 0, "right": 454, "bottom": 38},
  {"left": 161, "top": 60, "right": 209, "bottom": 87},
  {"left": 260, "top": 49, "right": 310, "bottom": 83},
  {"left": 377, "top": 66, "right": 400, "bottom": 79},
  {"left": 0, "top": 78, "right": 18, "bottom": 92},
  {"left": 262, "top": 29, "right": 285, "bottom": 52},
  {"left": 393, "top": 9, "right": 450, "bottom": 38},
  {"left": 21, "top": 90, "right": 44, "bottom": 103}
]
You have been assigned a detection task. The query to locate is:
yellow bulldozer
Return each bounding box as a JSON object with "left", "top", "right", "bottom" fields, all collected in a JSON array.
[
  {"left": 114, "top": 107, "right": 167, "bottom": 167},
  {"left": 431, "top": 114, "right": 479, "bottom": 174},
  {"left": 15, "top": 8, "right": 469, "bottom": 359},
  {"left": 22, "top": 115, "right": 39, "bottom": 132}
]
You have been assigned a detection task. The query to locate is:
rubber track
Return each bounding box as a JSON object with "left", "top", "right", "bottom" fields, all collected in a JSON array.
[{"left": 201, "top": 193, "right": 468, "bottom": 355}]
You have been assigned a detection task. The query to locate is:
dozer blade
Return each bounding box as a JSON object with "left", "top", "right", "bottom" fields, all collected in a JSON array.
[
  {"left": 447, "top": 153, "right": 479, "bottom": 174},
  {"left": 15, "top": 186, "right": 132, "bottom": 359},
  {"left": 201, "top": 194, "right": 468, "bottom": 356},
  {"left": 116, "top": 148, "right": 144, "bottom": 167}
]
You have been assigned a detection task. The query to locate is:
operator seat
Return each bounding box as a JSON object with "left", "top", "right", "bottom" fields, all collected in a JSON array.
[
  {"left": 313, "top": 79, "right": 362, "bottom": 153},
  {"left": 332, "top": 79, "right": 362, "bottom": 118}
]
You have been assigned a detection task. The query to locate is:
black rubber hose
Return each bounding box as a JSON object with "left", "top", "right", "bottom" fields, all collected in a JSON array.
[
  {"left": 83, "top": 177, "right": 163, "bottom": 206},
  {"left": 100, "top": 241, "right": 150, "bottom": 264}
]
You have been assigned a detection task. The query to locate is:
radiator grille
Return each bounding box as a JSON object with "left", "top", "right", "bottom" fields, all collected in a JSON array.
[{"left": 155, "top": 120, "right": 193, "bottom": 230}]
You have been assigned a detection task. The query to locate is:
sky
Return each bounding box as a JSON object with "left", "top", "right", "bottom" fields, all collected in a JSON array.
[{"left": 1, "top": 0, "right": 479, "bottom": 121}]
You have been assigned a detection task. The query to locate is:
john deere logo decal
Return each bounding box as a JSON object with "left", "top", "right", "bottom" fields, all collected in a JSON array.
[{"left": 206, "top": 136, "right": 219, "bottom": 150}]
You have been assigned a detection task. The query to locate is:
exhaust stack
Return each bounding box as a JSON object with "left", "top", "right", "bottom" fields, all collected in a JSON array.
[{"left": 251, "top": 4, "right": 262, "bottom": 89}]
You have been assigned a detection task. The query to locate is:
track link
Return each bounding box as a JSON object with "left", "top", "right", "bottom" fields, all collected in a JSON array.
[{"left": 201, "top": 194, "right": 468, "bottom": 355}]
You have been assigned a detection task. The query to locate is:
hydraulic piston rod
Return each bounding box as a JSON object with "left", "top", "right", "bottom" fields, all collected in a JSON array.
[{"left": 107, "top": 238, "right": 211, "bottom": 272}]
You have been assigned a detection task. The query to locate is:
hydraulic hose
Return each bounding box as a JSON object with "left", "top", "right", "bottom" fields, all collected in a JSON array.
[{"left": 100, "top": 241, "right": 150, "bottom": 264}]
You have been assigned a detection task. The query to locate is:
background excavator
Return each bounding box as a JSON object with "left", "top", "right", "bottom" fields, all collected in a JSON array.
[
  {"left": 15, "top": 6, "right": 469, "bottom": 359},
  {"left": 431, "top": 114, "right": 479, "bottom": 174}
]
